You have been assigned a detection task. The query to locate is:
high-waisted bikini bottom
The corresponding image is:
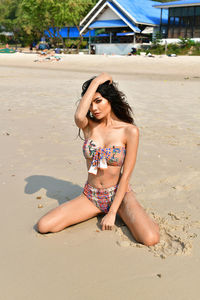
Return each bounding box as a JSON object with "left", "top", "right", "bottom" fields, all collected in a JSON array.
[{"left": 83, "top": 182, "right": 118, "bottom": 213}]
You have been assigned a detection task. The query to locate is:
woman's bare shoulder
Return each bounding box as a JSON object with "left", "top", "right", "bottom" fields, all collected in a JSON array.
[{"left": 124, "top": 124, "right": 139, "bottom": 140}]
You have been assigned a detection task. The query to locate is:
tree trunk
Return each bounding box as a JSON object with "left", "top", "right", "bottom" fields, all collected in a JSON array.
[
  {"left": 76, "top": 25, "right": 83, "bottom": 54},
  {"left": 52, "top": 26, "right": 58, "bottom": 47},
  {"left": 56, "top": 27, "right": 65, "bottom": 50},
  {"left": 67, "top": 27, "right": 70, "bottom": 39},
  {"left": 46, "top": 29, "right": 55, "bottom": 47}
]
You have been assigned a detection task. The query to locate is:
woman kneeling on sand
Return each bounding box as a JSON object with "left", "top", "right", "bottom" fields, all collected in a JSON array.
[{"left": 37, "top": 73, "right": 160, "bottom": 246}]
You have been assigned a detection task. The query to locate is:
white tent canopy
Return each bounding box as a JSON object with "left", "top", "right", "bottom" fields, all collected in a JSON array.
[
  {"left": 142, "top": 27, "right": 154, "bottom": 34},
  {"left": 0, "top": 31, "right": 14, "bottom": 36}
]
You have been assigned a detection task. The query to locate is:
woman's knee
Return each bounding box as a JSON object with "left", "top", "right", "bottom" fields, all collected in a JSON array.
[
  {"left": 37, "top": 217, "right": 52, "bottom": 234},
  {"left": 142, "top": 226, "right": 160, "bottom": 246},
  {"left": 37, "top": 214, "right": 68, "bottom": 234}
]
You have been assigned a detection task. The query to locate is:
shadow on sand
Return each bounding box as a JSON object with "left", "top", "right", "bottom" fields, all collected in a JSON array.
[
  {"left": 24, "top": 175, "right": 83, "bottom": 205},
  {"left": 25, "top": 175, "right": 137, "bottom": 243}
]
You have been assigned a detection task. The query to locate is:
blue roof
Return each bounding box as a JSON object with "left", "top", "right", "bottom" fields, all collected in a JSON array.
[
  {"left": 45, "top": 27, "right": 95, "bottom": 38},
  {"left": 89, "top": 17, "right": 140, "bottom": 33},
  {"left": 108, "top": 2, "right": 141, "bottom": 32},
  {"left": 115, "top": 0, "right": 168, "bottom": 25},
  {"left": 96, "top": 33, "right": 109, "bottom": 37},
  {"left": 80, "top": 0, "right": 168, "bottom": 35},
  {"left": 117, "top": 32, "right": 134, "bottom": 36},
  {"left": 90, "top": 19, "right": 128, "bottom": 28},
  {"left": 95, "top": 32, "right": 134, "bottom": 37},
  {"left": 154, "top": 0, "right": 200, "bottom": 8}
]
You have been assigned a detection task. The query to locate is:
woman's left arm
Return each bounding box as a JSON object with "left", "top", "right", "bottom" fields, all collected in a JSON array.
[{"left": 101, "top": 125, "right": 139, "bottom": 230}]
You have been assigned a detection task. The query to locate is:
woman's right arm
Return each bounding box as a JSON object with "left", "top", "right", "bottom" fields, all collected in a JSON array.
[
  {"left": 74, "top": 79, "right": 99, "bottom": 129},
  {"left": 74, "top": 73, "right": 112, "bottom": 129}
]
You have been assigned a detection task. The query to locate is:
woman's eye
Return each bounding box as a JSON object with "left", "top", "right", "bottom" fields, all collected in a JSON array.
[{"left": 96, "top": 99, "right": 101, "bottom": 103}]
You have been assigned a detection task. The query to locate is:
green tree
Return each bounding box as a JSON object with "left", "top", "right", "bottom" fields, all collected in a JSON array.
[
  {"left": 16, "top": 0, "right": 96, "bottom": 49},
  {"left": 0, "top": 0, "right": 21, "bottom": 45},
  {"left": 1, "top": 0, "right": 98, "bottom": 49},
  {"left": 17, "top": 0, "right": 68, "bottom": 46},
  {"left": 65, "top": 0, "right": 96, "bottom": 52}
]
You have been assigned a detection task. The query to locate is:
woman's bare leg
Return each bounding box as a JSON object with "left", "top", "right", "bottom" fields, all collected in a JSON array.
[
  {"left": 118, "top": 190, "right": 160, "bottom": 246},
  {"left": 37, "top": 194, "right": 102, "bottom": 234}
]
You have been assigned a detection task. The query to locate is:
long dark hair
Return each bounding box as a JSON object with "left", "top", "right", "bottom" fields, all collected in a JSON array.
[{"left": 78, "top": 77, "right": 135, "bottom": 138}]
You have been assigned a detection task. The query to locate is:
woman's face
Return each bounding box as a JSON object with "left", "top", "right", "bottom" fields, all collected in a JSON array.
[{"left": 90, "top": 92, "right": 111, "bottom": 119}]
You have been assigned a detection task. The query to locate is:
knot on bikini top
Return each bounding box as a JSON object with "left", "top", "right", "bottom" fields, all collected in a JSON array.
[
  {"left": 88, "top": 147, "right": 110, "bottom": 175},
  {"left": 83, "top": 139, "right": 126, "bottom": 175}
]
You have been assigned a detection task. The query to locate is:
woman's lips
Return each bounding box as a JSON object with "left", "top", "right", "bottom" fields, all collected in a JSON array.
[{"left": 94, "top": 112, "right": 100, "bottom": 116}]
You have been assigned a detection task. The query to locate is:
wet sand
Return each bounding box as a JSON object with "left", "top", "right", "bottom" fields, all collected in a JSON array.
[{"left": 0, "top": 53, "right": 200, "bottom": 300}]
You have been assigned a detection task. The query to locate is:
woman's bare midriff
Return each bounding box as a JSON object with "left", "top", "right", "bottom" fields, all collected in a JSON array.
[{"left": 86, "top": 159, "right": 122, "bottom": 188}]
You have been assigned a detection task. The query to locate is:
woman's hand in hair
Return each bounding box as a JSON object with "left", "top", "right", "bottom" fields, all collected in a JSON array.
[{"left": 94, "top": 72, "right": 112, "bottom": 85}]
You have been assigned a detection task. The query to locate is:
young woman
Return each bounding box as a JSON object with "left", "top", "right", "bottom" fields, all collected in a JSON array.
[{"left": 37, "top": 73, "right": 160, "bottom": 246}]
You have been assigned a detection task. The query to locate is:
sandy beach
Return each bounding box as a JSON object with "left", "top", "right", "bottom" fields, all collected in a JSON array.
[{"left": 0, "top": 52, "right": 200, "bottom": 300}]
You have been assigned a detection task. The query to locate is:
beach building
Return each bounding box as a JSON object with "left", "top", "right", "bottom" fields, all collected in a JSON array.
[
  {"left": 45, "top": 27, "right": 95, "bottom": 40},
  {"left": 154, "top": 0, "right": 200, "bottom": 39},
  {"left": 79, "top": 0, "right": 168, "bottom": 55}
]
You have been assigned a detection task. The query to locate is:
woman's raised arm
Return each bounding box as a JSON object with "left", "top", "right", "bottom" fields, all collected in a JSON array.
[{"left": 74, "top": 73, "right": 112, "bottom": 129}]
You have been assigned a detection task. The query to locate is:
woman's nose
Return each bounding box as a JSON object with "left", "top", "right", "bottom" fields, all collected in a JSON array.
[{"left": 91, "top": 103, "right": 97, "bottom": 111}]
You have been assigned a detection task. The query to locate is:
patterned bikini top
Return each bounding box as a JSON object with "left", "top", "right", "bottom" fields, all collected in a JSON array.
[{"left": 83, "top": 139, "right": 126, "bottom": 175}]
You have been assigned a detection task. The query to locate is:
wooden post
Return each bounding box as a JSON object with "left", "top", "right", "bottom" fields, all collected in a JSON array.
[
  {"left": 89, "top": 30, "right": 91, "bottom": 55},
  {"left": 165, "top": 40, "right": 167, "bottom": 55},
  {"left": 178, "top": 16, "right": 181, "bottom": 37},
  {"left": 185, "top": 7, "right": 189, "bottom": 38},
  {"left": 160, "top": 8, "right": 163, "bottom": 36},
  {"left": 172, "top": 17, "right": 175, "bottom": 38},
  {"left": 192, "top": 7, "right": 196, "bottom": 38},
  {"left": 167, "top": 9, "right": 170, "bottom": 38}
]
